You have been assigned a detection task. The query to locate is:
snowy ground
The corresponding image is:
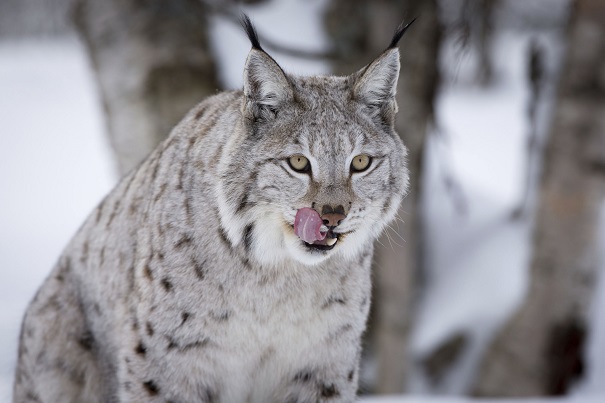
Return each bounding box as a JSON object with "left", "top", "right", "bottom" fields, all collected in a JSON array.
[{"left": 1, "top": 5, "right": 604, "bottom": 403}]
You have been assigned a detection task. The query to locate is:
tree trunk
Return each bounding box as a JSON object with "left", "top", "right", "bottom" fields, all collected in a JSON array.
[
  {"left": 325, "top": 0, "right": 441, "bottom": 393},
  {"left": 72, "top": 0, "right": 220, "bottom": 175},
  {"left": 474, "top": 0, "right": 605, "bottom": 395}
]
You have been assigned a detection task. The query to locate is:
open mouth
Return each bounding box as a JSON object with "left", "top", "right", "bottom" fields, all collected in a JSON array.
[{"left": 303, "top": 230, "right": 339, "bottom": 251}]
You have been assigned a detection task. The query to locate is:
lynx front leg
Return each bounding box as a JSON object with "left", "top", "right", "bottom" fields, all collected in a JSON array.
[{"left": 13, "top": 266, "right": 106, "bottom": 403}]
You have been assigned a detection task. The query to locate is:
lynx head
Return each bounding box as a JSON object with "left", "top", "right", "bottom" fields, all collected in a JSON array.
[{"left": 217, "top": 16, "right": 412, "bottom": 267}]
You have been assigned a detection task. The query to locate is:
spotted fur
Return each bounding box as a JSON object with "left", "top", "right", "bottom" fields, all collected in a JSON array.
[{"left": 14, "top": 18, "right": 410, "bottom": 403}]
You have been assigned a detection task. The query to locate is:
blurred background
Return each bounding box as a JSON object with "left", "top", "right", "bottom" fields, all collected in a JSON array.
[{"left": 1, "top": 0, "right": 604, "bottom": 401}]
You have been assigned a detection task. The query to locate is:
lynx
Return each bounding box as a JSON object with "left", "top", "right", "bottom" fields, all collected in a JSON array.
[{"left": 14, "top": 17, "right": 411, "bottom": 403}]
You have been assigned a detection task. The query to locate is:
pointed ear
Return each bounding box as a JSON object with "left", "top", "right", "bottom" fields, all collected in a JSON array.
[
  {"left": 352, "top": 48, "right": 400, "bottom": 117},
  {"left": 243, "top": 49, "right": 293, "bottom": 121}
]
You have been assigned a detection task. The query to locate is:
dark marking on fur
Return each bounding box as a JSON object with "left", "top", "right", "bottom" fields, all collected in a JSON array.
[
  {"left": 128, "top": 198, "right": 140, "bottom": 216},
  {"left": 143, "top": 380, "right": 159, "bottom": 395},
  {"left": 293, "top": 370, "right": 314, "bottom": 383},
  {"left": 81, "top": 241, "right": 89, "bottom": 264},
  {"left": 161, "top": 278, "right": 173, "bottom": 292},
  {"left": 186, "top": 134, "right": 197, "bottom": 154},
  {"left": 99, "top": 247, "right": 105, "bottom": 266},
  {"left": 39, "top": 294, "right": 61, "bottom": 314},
  {"left": 64, "top": 255, "right": 72, "bottom": 272},
  {"left": 151, "top": 158, "right": 160, "bottom": 183},
  {"left": 146, "top": 322, "right": 155, "bottom": 337},
  {"left": 25, "top": 326, "right": 34, "bottom": 339},
  {"left": 331, "top": 324, "right": 354, "bottom": 340},
  {"left": 382, "top": 198, "right": 392, "bottom": 215},
  {"left": 257, "top": 346, "right": 275, "bottom": 369},
  {"left": 184, "top": 196, "right": 193, "bottom": 225},
  {"left": 194, "top": 259, "right": 206, "bottom": 280},
  {"left": 211, "top": 143, "right": 224, "bottom": 164},
  {"left": 174, "top": 233, "right": 193, "bottom": 249},
  {"left": 167, "top": 336, "right": 209, "bottom": 352},
  {"left": 218, "top": 225, "right": 233, "bottom": 250},
  {"left": 339, "top": 272, "right": 350, "bottom": 286},
  {"left": 78, "top": 330, "right": 95, "bottom": 351},
  {"left": 210, "top": 310, "right": 230, "bottom": 322},
  {"left": 132, "top": 319, "right": 139, "bottom": 331},
  {"left": 237, "top": 171, "right": 260, "bottom": 214},
  {"left": 322, "top": 295, "right": 347, "bottom": 309},
  {"left": 135, "top": 341, "right": 147, "bottom": 356},
  {"left": 106, "top": 200, "right": 121, "bottom": 228},
  {"left": 180, "top": 312, "right": 191, "bottom": 326},
  {"left": 95, "top": 199, "right": 105, "bottom": 224},
  {"left": 167, "top": 337, "right": 178, "bottom": 350},
  {"left": 154, "top": 183, "right": 167, "bottom": 202},
  {"left": 177, "top": 166, "right": 185, "bottom": 190},
  {"left": 123, "top": 169, "right": 138, "bottom": 195},
  {"left": 236, "top": 193, "right": 249, "bottom": 214},
  {"left": 162, "top": 134, "right": 179, "bottom": 152},
  {"left": 241, "top": 257, "right": 253, "bottom": 271},
  {"left": 144, "top": 265, "right": 154, "bottom": 281},
  {"left": 359, "top": 251, "right": 370, "bottom": 266},
  {"left": 258, "top": 273, "right": 272, "bottom": 286},
  {"left": 320, "top": 383, "right": 340, "bottom": 398},
  {"left": 348, "top": 369, "right": 355, "bottom": 382},
  {"left": 194, "top": 104, "right": 208, "bottom": 120},
  {"left": 199, "top": 386, "right": 218, "bottom": 403},
  {"left": 243, "top": 223, "right": 254, "bottom": 253},
  {"left": 360, "top": 296, "right": 369, "bottom": 310},
  {"left": 277, "top": 161, "right": 297, "bottom": 179}
]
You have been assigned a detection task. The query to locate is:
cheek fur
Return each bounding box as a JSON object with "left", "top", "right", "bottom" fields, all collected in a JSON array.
[{"left": 256, "top": 164, "right": 308, "bottom": 203}]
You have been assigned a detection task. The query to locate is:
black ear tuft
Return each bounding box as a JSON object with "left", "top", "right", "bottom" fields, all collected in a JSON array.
[
  {"left": 388, "top": 18, "right": 417, "bottom": 49},
  {"left": 240, "top": 14, "right": 263, "bottom": 51}
]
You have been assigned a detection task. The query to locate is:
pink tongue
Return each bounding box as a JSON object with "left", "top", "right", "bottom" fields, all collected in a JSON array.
[{"left": 294, "top": 208, "right": 327, "bottom": 244}]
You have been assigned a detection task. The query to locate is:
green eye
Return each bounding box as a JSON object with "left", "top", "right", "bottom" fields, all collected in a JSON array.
[
  {"left": 288, "top": 155, "right": 310, "bottom": 173},
  {"left": 351, "top": 154, "right": 371, "bottom": 172}
]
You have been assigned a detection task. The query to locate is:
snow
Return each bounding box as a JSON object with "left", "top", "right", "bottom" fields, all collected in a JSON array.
[
  {"left": 209, "top": 0, "right": 330, "bottom": 89},
  {"left": 362, "top": 398, "right": 605, "bottom": 403},
  {"left": 0, "top": 3, "right": 604, "bottom": 403},
  {"left": 407, "top": 31, "right": 546, "bottom": 394},
  {"left": 0, "top": 38, "right": 115, "bottom": 400}
]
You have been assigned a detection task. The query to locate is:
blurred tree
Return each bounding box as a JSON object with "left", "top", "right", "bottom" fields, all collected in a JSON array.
[
  {"left": 512, "top": 40, "right": 546, "bottom": 220},
  {"left": 474, "top": 0, "right": 605, "bottom": 395},
  {"left": 0, "top": 0, "right": 72, "bottom": 38},
  {"left": 72, "top": 0, "right": 220, "bottom": 175},
  {"left": 325, "top": 0, "right": 441, "bottom": 394},
  {"left": 460, "top": 0, "right": 498, "bottom": 86}
]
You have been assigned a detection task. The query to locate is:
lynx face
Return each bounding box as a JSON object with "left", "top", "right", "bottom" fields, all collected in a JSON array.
[{"left": 217, "top": 22, "right": 409, "bottom": 267}]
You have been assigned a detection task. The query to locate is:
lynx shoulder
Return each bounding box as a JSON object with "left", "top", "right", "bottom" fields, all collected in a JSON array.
[{"left": 13, "top": 17, "right": 412, "bottom": 403}]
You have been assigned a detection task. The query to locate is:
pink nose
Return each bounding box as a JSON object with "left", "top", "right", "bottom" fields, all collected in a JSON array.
[
  {"left": 320, "top": 204, "right": 347, "bottom": 227},
  {"left": 321, "top": 212, "right": 346, "bottom": 228}
]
